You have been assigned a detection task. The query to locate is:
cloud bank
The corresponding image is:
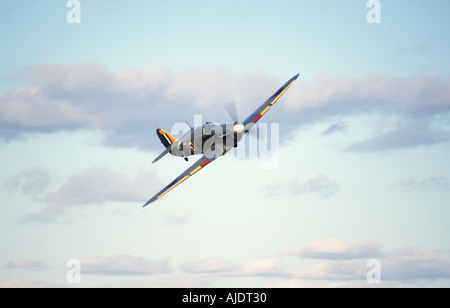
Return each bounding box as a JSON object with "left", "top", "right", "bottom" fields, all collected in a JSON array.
[
  {"left": 5, "top": 259, "right": 48, "bottom": 271},
  {"left": 16, "top": 167, "right": 162, "bottom": 224},
  {"left": 2, "top": 238, "right": 449, "bottom": 287},
  {"left": 80, "top": 255, "right": 170, "bottom": 276},
  {"left": 1, "top": 63, "right": 449, "bottom": 151},
  {"left": 178, "top": 238, "right": 450, "bottom": 286},
  {"left": 284, "top": 238, "right": 383, "bottom": 260},
  {"left": 286, "top": 238, "right": 450, "bottom": 283}
]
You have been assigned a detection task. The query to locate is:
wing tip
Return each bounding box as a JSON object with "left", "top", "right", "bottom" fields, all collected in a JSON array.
[{"left": 142, "top": 197, "right": 157, "bottom": 207}]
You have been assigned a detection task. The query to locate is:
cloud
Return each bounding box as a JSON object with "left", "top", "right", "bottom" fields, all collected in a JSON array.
[
  {"left": 20, "top": 167, "right": 162, "bottom": 224},
  {"left": 5, "top": 259, "right": 48, "bottom": 271},
  {"left": 238, "top": 258, "right": 283, "bottom": 277},
  {"left": 80, "top": 254, "right": 170, "bottom": 276},
  {"left": 43, "top": 167, "right": 155, "bottom": 205},
  {"left": 178, "top": 238, "right": 450, "bottom": 286},
  {"left": 396, "top": 176, "right": 450, "bottom": 192},
  {"left": 346, "top": 118, "right": 450, "bottom": 152},
  {"left": 285, "top": 73, "right": 450, "bottom": 114},
  {"left": 0, "top": 63, "right": 275, "bottom": 150},
  {"left": 3, "top": 166, "right": 50, "bottom": 196},
  {"left": 20, "top": 203, "right": 68, "bottom": 224},
  {"left": 4, "top": 240, "right": 448, "bottom": 287},
  {"left": 2, "top": 63, "right": 450, "bottom": 152},
  {"left": 181, "top": 257, "right": 239, "bottom": 274},
  {"left": 285, "top": 73, "right": 450, "bottom": 152},
  {"left": 284, "top": 238, "right": 383, "bottom": 260},
  {"left": 295, "top": 248, "right": 450, "bottom": 283},
  {"left": 0, "top": 277, "right": 58, "bottom": 288},
  {"left": 181, "top": 257, "right": 283, "bottom": 277},
  {"left": 285, "top": 238, "right": 450, "bottom": 284},
  {"left": 296, "top": 260, "right": 368, "bottom": 281},
  {"left": 321, "top": 120, "right": 348, "bottom": 136},
  {"left": 381, "top": 248, "right": 450, "bottom": 281},
  {"left": 266, "top": 175, "right": 339, "bottom": 198}
]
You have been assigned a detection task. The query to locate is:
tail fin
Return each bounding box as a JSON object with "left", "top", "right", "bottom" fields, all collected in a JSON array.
[
  {"left": 153, "top": 129, "right": 178, "bottom": 164},
  {"left": 156, "top": 129, "right": 177, "bottom": 148}
]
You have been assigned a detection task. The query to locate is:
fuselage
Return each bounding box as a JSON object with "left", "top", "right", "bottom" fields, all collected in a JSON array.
[{"left": 170, "top": 122, "right": 245, "bottom": 158}]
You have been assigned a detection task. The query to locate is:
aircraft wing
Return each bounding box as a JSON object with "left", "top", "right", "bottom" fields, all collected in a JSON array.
[
  {"left": 143, "top": 152, "right": 220, "bottom": 207},
  {"left": 243, "top": 74, "right": 299, "bottom": 131}
]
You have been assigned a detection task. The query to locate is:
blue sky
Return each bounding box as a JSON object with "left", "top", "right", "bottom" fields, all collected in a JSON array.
[{"left": 1, "top": 0, "right": 450, "bottom": 287}]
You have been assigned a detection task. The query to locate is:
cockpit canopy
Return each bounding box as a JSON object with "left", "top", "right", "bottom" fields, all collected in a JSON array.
[{"left": 202, "top": 122, "right": 215, "bottom": 134}]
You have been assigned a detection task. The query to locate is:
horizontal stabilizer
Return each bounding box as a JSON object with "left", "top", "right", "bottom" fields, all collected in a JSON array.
[{"left": 152, "top": 145, "right": 172, "bottom": 163}]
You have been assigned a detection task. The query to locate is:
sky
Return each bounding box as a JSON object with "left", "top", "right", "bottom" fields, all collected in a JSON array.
[{"left": 1, "top": 0, "right": 450, "bottom": 288}]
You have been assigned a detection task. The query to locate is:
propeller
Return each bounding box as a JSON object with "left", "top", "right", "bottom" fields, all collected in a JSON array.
[
  {"left": 223, "top": 100, "right": 239, "bottom": 124},
  {"left": 222, "top": 101, "right": 246, "bottom": 146}
]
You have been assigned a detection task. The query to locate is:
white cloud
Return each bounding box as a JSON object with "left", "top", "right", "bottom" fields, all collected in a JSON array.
[
  {"left": 381, "top": 248, "right": 450, "bottom": 281},
  {"left": 19, "top": 167, "right": 162, "bottom": 224},
  {"left": 285, "top": 238, "right": 450, "bottom": 284},
  {"left": 181, "top": 257, "right": 238, "bottom": 274},
  {"left": 80, "top": 254, "right": 170, "bottom": 276},
  {"left": 0, "top": 277, "right": 58, "bottom": 288},
  {"left": 295, "top": 248, "right": 450, "bottom": 283},
  {"left": 3, "top": 166, "right": 50, "bottom": 196},
  {"left": 5, "top": 259, "right": 48, "bottom": 271},
  {"left": 181, "top": 257, "right": 283, "bottom": 278},
  {"left": 286, "top": 73, "right": 450, "bottom": 113},
  {"left": 296, "top": 259, "right": 367, "bottom": 281},
  {"left": 4, "top": 240, "right": 447, "bottom": 287},
  {"left": 2, "top": 63, "right": 449, "bottom": 151},
  {"left": 177, "top": 238, "right": 450, "bottom": 286},
  {"left": 346, "top": 118, "right": 450, "bottom": 152},
  {"left": 321, "top": 120, "right": 348, "bottom": 136},
  {"left": 237, "top": 258, "right": 283, "bottom": 277},
  {"left": 0, "top": 63, "right": 276, "bottom": 149},
  {"left": 285, "top": 73, "right": 450, "bottom": 152},
  {"left": 396, "top": 176, "right": 450, "bottom": 192},
  {"left": 43, "top": 167, "right": 156, "bottom": 205},
  {"left": 284, "top": 238, "right": 382, "bottom": 260},
  {"left": 20, "top": 203, "right": 66, "bottom": 225}
]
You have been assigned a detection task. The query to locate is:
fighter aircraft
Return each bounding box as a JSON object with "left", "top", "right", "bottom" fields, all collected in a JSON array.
[{"left": 143, "top": 74, "right": 299, "bottom": 207}]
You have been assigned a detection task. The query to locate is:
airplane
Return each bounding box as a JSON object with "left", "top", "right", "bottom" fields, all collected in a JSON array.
[{"left": 143, "top": 74, "right": 299, "bottom": 207}]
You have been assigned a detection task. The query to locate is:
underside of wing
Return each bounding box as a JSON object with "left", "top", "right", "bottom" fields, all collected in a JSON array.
[
  {"left": 143, "top": 154, "right": 218, "bottom": 207},
  {"left": 243, "top": 74, "right": 299, "bottom": 131}
]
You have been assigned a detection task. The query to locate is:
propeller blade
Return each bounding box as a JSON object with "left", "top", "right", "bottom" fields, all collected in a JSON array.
[{"left": 223, "top": 100, "right": 239, "bottom": 123}]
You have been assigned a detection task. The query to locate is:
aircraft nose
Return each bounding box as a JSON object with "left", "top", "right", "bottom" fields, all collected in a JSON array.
[{"left": 234, "top": 123, "right": 245, "bottom": 135}]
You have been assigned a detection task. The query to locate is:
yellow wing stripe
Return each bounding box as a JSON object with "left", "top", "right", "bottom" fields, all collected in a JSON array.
[
  {"left": 269, "top": 79, "right": 296, "bottom": 106},
  {"left": 260, "top": 106, "right": 271, "bottom": 116},
  {"left": 252, "top": 78, "right": 297, "bottom": 123},
  {"left": 157, "top": 175, "right": 189, "bottom": 199},
  {"left": 190, "top": 166, "right": 202, "bottom": 175}
]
